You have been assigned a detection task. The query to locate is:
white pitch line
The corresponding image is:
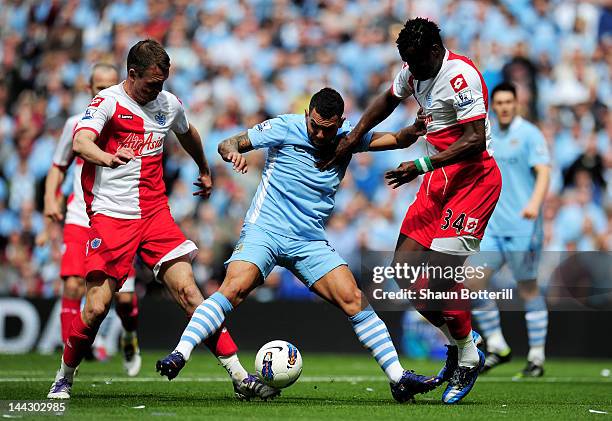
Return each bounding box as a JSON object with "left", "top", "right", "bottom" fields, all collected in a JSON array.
[{"left": 0, "top": 376, "right": 609, "bottom": 383}]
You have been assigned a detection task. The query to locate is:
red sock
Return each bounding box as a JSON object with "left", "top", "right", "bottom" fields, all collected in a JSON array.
[
  {"left": 116, "top": 294, "right": 138, "bottom": 332},
  {"left": 60, "top": 297, "right": 81, "bottom": 345},
  {"left": 204, "top": 325, "right": 238, "bottom": 357},
  {"left": 442, "top": 310, "right": 472, "bottom": 339},
  {"left": 441, "top": 282, "right": 472, "bottom": 339},
  {"left": 63, "top": 315, "right": 99, "bottom": 368}
]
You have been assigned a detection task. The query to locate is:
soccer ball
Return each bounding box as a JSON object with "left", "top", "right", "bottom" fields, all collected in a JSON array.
[{"left": 255, "top": 340, "right": 303, "bottom": 388}]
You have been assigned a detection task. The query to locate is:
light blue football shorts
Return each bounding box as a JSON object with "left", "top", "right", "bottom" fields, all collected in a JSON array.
[
  {"left": 225, "top": 223, "right": 346, "bottom": 288},
  {"left": 467, "top": 234, "right": 543, "bottom": 282}
]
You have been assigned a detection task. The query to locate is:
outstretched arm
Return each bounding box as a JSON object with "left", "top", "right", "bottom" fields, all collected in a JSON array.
[
  {"left": 318, "top": 89, "right": 402, "bottom": 169},
  {"left": 385, "top": 119, "right": 486, "bottom": 188},
  {"left": 350, "top": 89, "right": 403, "bottom": 146},
  {"left": 366, "top": 107, "right": 426, "bottom": 151},
  {"left": 175, "top": 123, "right": 212, "bottom": 198},
  {"left": 366, "top": 128, "right": 420, "bottom": 152},
  {"left": 217, "top": 131, "right": 253, "bottom": 173}
]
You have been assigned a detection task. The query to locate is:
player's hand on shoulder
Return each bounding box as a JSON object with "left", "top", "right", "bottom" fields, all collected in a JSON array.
[
  {"left": 109, "top": 147, "right": 135, "bottom": 168},
  {"left": 224, "top": 151, "right": 248, "bottom": 174},
  {"left": 193, "top": 173, "right": 213, "bottom": 199},
  {"left": 316, "top": 132, "right": 356, "bottom": 171},
  {"left": 385, "top": 161, "right": 419, "bottom": 189}
]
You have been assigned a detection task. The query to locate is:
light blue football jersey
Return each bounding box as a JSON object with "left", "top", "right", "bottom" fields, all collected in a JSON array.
[
  {"left": 487, "top": 116, "right": 550, "bottom": 237},
  {"left": 245, "top": 114, "right": 371, "bottom": 240}
]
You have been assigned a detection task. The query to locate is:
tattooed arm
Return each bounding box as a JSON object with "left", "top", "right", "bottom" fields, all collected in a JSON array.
[{"left": 217, "top": 131, "right": 254, "bottom": 173}]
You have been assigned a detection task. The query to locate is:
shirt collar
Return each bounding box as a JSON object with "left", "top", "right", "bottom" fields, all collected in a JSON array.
[{"left": 509, "top": 116, "right": 523, "bottom": 131}]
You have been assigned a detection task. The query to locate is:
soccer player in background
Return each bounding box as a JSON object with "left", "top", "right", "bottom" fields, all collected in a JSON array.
[
  {"left": 43, "top": 63, "right": 142, "bottom": 376},
  {"left": 319, "top": 18, "right": 501, "bottom": 404},
  {"left": 47, "top": 40, "right": 275, "bottom": 401},
  {"left": 157, "top": 87, "right": 443, "bottom": 403},
  {"left": 467, "top": 82, "right": 551, "bottom": 377}
]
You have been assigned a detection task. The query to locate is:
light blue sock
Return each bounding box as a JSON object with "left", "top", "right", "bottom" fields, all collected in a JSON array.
[
  {"left": 472, "top": 298, "right": 509, "bottom": 353},
  {"left": 175, "top": 292, "right": 233, "bottom": 360},
  {"left": 525, "top": 295, "right": 547, "bottom": 364},
  {"left": 350, "top": 307, "right": 404, "bottom": 383}
]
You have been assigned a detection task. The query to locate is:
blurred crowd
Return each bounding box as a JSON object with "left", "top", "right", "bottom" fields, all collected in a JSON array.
[{"left": 0, "top": 0, "right": 609, "bottom": 299}]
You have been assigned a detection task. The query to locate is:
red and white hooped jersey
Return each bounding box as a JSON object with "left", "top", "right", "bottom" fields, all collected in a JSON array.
[
  {"left": 391, "top": 49, "right": 491, "bottom": 153},
  {"left": 52, "top": 113, "right": 90, "bottom": 228},
  {"left": 73, "top": 82, "right": 189, "bottom": 219}
]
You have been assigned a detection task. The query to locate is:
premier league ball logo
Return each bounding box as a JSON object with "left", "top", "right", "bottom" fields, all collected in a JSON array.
[{"left": 261, "top": 352, "right": 274, "bottom": 381}]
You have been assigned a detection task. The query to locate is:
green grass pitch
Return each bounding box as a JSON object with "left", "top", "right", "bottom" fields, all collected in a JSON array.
[{"left": 1, "top": 352, "right": 610, "bottom": 420}]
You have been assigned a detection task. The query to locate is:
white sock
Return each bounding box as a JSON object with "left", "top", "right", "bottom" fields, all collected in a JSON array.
[
  {"left": 456, "top": 332, "right": 479, "bottom": 368},
  {"left": 122, "top": 330, "right": 135, "bottom": 341},
  {"left": 175, "top": 342, "right": 192, "bottom": 360},
  {"left": 486, "top": 329, "right": 510, "bottom": 354},
  {"left": 438, "top": 324, "right": 456, "bottom": 345},
  {"left": 385, "top": 360, "right": 405, "bottom": 384},
  {"left": 218, "top": 354, "right": 249, "bottom": 384},
  {"left": 527, "top": 345, "right": 545, "bottom": 366},
  {"left": 58, "top": 357, "right": 76, "bottom": 382}
]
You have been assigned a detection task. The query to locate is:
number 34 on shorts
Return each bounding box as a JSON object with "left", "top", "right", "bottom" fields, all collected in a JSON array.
[{"left": 441, "top": 209, "right": 479, "bottom": 235}]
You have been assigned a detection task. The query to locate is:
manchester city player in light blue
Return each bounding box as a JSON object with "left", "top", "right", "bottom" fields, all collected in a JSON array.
[
  {"left": 467, "top": 82, "right": 551, "bottom": 377},
  {"left": 157, "top": 88, "right": 441, "bottom": 402}
]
